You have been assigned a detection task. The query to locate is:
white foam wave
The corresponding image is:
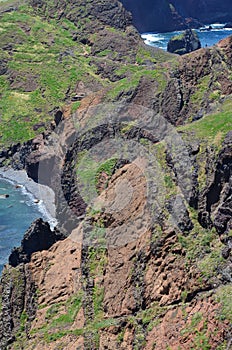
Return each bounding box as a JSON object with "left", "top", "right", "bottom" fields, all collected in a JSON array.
[
  {"left": 210, "top": 23, "right": 226, "bottom": 29},
  {"left": 142, "top": 23, "right": 232, "bottom": 50},
  {"left": 211, "top": 28, "right": 232, "bottom": 31},
  {"left": 141, "top": 33, "right": 165, "bottom": 42},
  {"left": 20, "top": 185, "right": 57, "bottom": 229},
  {"left": 0, "top": 169, "right": 57, "bottom": 229},
  {"left": 37, "top": 200, "right": 57, "bottom": 229}
]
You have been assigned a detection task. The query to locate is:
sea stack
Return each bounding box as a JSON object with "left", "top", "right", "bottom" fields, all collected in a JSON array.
[{"left": 167, "top": 29, "right": 201, "bottom": 55}]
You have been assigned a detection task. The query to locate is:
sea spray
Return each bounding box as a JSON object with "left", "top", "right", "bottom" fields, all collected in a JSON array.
[
  {"left": 142, "top": 24, "right": 232, "bottom": 50},
  {"left": 0, "top": 170, "right": 57, "bottom": 273}
]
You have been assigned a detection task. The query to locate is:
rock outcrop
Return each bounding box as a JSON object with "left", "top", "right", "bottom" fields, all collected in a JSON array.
[
  {"left": 198, "top": 131, "right": 232, "bottom": 237},
  {"left": 9, "top": 219, "right": 65, "bottom": 267},
  {"left": 160, "top": 36, "right": 232, "bottom": 125},
  {"left": 31, "top": 0, "right": 132, "bottom": 35},
  {"left": 167, "top": 29, "right": 201, "bottom": 55}
]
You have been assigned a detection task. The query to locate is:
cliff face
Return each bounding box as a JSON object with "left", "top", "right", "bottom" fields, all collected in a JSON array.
[
  {"left": 120, "top": 0, "right": 181, "bottom": 33},
  {"left": 172, "top": 0, "right": 232, "bottom": 24},
  {"left": 0, "top": 0, "right": 231, "bottom": 349},
  {"left": 121, "top": 0, "right": 232, "bottom": 32}
]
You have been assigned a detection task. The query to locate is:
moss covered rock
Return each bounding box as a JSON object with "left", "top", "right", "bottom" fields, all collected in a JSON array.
[{"left": 167, "top": 29, "right": 201, "bottom": 55}]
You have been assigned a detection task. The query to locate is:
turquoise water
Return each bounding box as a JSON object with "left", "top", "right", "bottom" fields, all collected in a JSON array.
[
  {"left": 141, "top": 24, "right": 232, "bottom": 50},
  {"left": 0, "top": 179, "right": 43, "bottom": 273}
]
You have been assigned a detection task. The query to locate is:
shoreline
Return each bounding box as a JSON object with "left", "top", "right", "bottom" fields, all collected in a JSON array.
[
  {"left": 141, "top": 23, "right": 232, "bottom": 50},
  {"left": 0, "top": 167, "right": 57, "bottom": 229}
]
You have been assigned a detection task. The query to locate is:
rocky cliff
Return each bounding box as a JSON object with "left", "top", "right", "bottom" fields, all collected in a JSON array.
[
  {"left": 167, "top": 29, "right": 201, "bottom": 55},
  {"left": 121, "top": 0, "right": 232, "bottom": 32},
  {"left": 0, "top": 0, "right": 231, "bottom": 349}
]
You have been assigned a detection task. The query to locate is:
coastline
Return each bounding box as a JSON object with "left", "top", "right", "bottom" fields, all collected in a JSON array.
[
  {"left": 0, "top": 167, "right": 57, "bottom": 229},
  {"left": 141, "top": 23, "right": 232, "bottom": 50}
]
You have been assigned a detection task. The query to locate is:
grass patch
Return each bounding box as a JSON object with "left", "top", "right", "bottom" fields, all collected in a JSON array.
[
  {"left": 179, "top": 98, "right": 232, "bottom": 145},
  {"left": 106, "top": 75, "right": 140, "bottom": 100},
  {"left": 88, "top": 246, "right": 107, "bottom": 277},
  {"left": 76, "top": 155, "right": 117, "bottom": 202},
  {"left": 110, "top": 64, "right": 168, "bottom": 99},
  {"left": 71, "top": 101, "right": 81, "bottom": 113},
  {"left": 93, "top": 285, "right": 104, "bottom": 319},
  {"left": 215, "top": 285, "right": 232, "bottom": 322},
  {"left": 198, "top": 246, "right": 224, "bottom": 279},
  {"left": 95, "top": 158, "right": 117, "bottom": 177},
  {"left": 96, "top": 49, "right": 113, "bottom": 57},
  {"left": 95, "top": 157, "right": 117, "bottom": 192},
  {"left": 180, "top": 312, "right": 211, "bottom": 350},
  {"left": 178, "top": 208, "right": 224, "bottom": 276},
  {"left": 76, "top": 153, "right": 99, "bottom": 203},
  {"left": 139, "top": 303, "right": 164, "bottom": 330},
  {"left": 0, "top": 8, "right": 101, "bottom": 146},
  {"left": 50, "top": 293, "right": 83, "bottom": 328},
  {"left": 190, "top": 75, "right": 211, "bottom": 104},
  {"left": 29, "top": 292, "right": 83, "bottom": 343}
]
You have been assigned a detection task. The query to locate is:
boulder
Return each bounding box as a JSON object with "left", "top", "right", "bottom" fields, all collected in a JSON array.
[
  {"left": 167, "top": 29, "right": 201, "bottom": 55},
  {"left": 9, "top": 218, "right": 65, "bottom": 267}
]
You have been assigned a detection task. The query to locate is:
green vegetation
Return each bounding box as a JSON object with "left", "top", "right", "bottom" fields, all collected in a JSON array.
[
  {"left": 0, "top": 0, "right": 176, "bottom": 148},
  {"left": 93, "top": 285, "right": 104, "bottom": 318},
  {"left": 0, "top": 1, "right": 231, "bottom": 349},
  {"left": 178, "top": 97, "right": 232, "bottom": 191},
  {"left": 96, "top": 49, "right": 113, "bottom": 57},
  {"left": 18, "top": 311, "right": 28, "bottom": 334},
  {"left": 106, "top": 75, "right": 140, "bottom": 100},
  {"left": 0, "top": 7, "right": 103, "bottom": 145},
  {"left": 116, "top": 303, "right": 166, "bottom": 349},
  {"left": 0, "top": 0, "right": 177, "bottom": 149},
  {"left": 198, "top": 246, "right": 224, "bottom": 279},
  {"left": 179, "top": 98, "right": 232, "bottom": 145},
  {"left": 76, "top": 153, "right": 99, "bottom": 202},
  {"left": 153, "top": 141, "right": 177, "bottom": 198},
  {"left": 28, "top": 292, "right": 83, "bottom": 343},
  {"left": 209, "top": 89, "right": 221, "bottom": 102},
  {"left": 139, "top": 303, "right": 163, "bottom": 330},
  {"left": 107, "top": 64, "right": 168, "bottom": 100},
  {"left": 95, "top": 157, "right": 117, "bottom": 191},
  {"left": 215, "top": 285, "right": 232, "bottom": 322},
  {"left": 170, "top": 32, "right": 185, "bottom": 41},
  {"left": 49, "top": 294, "right": 83, "bottom": 327},
  {"left": 95, "top": 157, "right": 117, "bottom": 179},
  {"left": 76, "top": 153, "right": 117, "bottom": 203},
  {"left": 191, "top": 75, "right": 211, "bottom": 104},
  {"left": 180, "top": 312, "right": 211, "bottom": 350},
  {"left": 87, "top": 225, "right": 106, "bottom": 246},
  {"left": 178, "top": 208, "right": 224, "bottom": 280},
  {"left": 136, "top": 45, "right": 176, "bottom": 64},
  {"left": 88, "top": 246, "right": 107, "bottom": 277}
]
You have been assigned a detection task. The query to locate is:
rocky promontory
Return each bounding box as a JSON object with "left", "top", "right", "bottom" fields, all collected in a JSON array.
[{"left": 167, "top": 29, "right": 201, "bottom": 55}]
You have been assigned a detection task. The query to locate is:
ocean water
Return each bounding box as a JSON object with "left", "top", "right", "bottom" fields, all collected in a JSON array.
[
  {"left": 141, "top": 23, "right": 232, "bottom": 50},
  {"left": 0, "top": 179, "right": 44, "bottom": 273}
]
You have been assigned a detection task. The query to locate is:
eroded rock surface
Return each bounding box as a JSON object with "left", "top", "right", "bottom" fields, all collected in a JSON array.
[{"left": 0, "top": 0, "right": 231, "bottom": 349}]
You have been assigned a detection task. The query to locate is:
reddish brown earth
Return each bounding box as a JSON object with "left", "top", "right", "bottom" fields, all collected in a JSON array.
[{"left": 3, "top": 161, "right": 230, "bottom": 349}]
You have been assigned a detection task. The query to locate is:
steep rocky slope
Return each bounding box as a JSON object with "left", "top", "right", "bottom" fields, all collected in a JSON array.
[
  {"left": 121, "top": 0, "right": 232, "bottom": 33},
  {"left": 0, "top": 0, "right": 231, "bottom": 349}
]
